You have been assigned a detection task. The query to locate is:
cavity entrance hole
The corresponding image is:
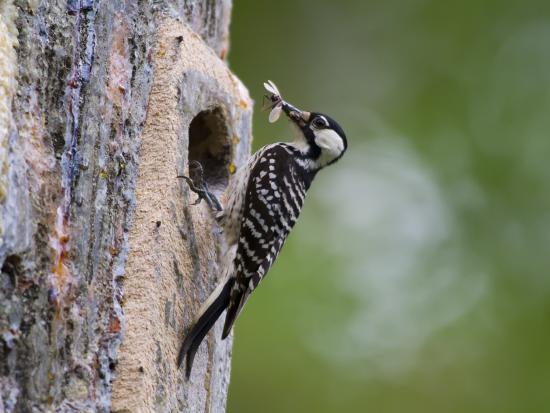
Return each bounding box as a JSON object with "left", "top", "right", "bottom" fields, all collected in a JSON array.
[{"left": 188, "top": 108, "right": 231, "bottom": 191}]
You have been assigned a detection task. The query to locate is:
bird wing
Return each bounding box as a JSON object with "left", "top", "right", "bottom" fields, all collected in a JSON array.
[{"left": 221, "top": 145, "right": 307, "bottom": 338}]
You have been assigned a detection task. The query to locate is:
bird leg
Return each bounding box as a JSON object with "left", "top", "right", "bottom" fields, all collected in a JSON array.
[{"left": 177, "top": 161, "right": 223, "bottom": 212}]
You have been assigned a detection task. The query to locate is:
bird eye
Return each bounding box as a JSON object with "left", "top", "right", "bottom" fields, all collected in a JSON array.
[{"left": 312, "top": 117, "right": 327, "bottom": 128}]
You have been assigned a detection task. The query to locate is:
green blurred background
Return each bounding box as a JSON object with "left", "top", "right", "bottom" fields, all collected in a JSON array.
[{"left": 227, "top": 1, "right": 550, "bottom": 412}]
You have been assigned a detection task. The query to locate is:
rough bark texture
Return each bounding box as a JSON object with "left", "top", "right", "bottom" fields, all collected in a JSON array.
[{"left": 0, "top": 1, "right": 251, "bottom": 412}]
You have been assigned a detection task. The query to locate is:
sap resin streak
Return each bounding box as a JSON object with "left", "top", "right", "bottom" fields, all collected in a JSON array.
[{"left": 178, "top": 81, "right": 348, "bottom": 378}]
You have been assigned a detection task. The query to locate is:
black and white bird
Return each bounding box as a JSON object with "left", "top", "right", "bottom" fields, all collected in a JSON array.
[{"left": 178, "top": 81, "right": 347, "bottom": 378}]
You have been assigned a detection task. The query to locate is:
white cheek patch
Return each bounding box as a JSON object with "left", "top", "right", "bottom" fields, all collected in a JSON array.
[{"left": 314, "top": 129, "right": 344, "bottom": 157}]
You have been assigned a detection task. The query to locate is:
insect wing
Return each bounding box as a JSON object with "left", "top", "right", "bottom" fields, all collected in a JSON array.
[
  {"left": 267, "top": 80, "right": 280, "bottom": 95},
  {"left": 263, "top": 80, "right": 281, "bottom": 96},
  {"left": 268, "top": 104, "right": 282, "bottom": 123},
  {"left": 263, "top": 82, "right": 276, "bottom": 95}
]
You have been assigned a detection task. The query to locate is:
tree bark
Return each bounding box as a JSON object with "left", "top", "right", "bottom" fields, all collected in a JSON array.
[{"left": 0, "top": 1, "right": 251, "bottom": 412}]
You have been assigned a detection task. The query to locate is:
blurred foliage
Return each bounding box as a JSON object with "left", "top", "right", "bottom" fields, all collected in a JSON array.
[{"left": 227, "top": 1, "right": 550, "bottom": 412}]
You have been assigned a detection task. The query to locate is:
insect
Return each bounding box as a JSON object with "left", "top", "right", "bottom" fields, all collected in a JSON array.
[{"left": 263, "top": 80, "right": 284, "bottom": 123}]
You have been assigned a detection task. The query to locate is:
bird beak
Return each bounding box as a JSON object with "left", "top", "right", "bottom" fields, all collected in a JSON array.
[{"left": 282, "top": 102, "right": 310, "bottom": 127}]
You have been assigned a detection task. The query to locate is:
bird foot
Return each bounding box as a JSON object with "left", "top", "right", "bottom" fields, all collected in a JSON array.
[{"left": 177, "top": 161, "right": 223, "bottom": 212}]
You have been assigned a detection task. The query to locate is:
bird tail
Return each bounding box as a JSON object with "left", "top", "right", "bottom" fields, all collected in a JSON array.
[
  {"left": 177, "top": 279, "right": 233, "bottom": 379},
  {"left": 221, "top": 288, "right": 248, "bottom": 339}
]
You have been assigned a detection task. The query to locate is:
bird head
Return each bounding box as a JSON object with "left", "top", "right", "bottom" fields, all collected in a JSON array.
[{"left": 264, "top": 80, "right": 347, "bottom": 170}]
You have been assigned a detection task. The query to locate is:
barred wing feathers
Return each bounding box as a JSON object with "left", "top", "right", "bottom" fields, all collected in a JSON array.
[{"left": 221, "top": 144, "right": 311, "bottom": 338}]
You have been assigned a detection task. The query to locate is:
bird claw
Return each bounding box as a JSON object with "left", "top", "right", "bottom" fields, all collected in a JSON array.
[
  {"left": 177, "top": 161, "right": 223, "bottom": 212},
  {"left": 190, "top": 196, "right": 202, "bottom": 206}
]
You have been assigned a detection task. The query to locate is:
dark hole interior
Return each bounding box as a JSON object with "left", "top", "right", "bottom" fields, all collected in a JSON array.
[
  {"left": 1, "top": 254, "right": 22, "bottom": 289},
  {"left": 188, "top": 108, "right": 231, "bottom": 191}
]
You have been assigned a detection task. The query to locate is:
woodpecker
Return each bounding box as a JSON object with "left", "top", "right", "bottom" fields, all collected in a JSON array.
[{"left": 178, "top": 81, "right": 347, "bottom": 378}]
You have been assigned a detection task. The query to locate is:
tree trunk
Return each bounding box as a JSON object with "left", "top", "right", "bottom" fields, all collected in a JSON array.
[{"left": 0, "top": 1, "right": 251, "bottom": 411}]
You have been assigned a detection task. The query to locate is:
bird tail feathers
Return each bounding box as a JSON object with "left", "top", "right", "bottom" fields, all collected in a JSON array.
[
  {"left": 221, "top": 289, "right": 249, "bottom": 339},
  {"left": 177, "top": 279, "right": 233, "bottom": 379}
]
